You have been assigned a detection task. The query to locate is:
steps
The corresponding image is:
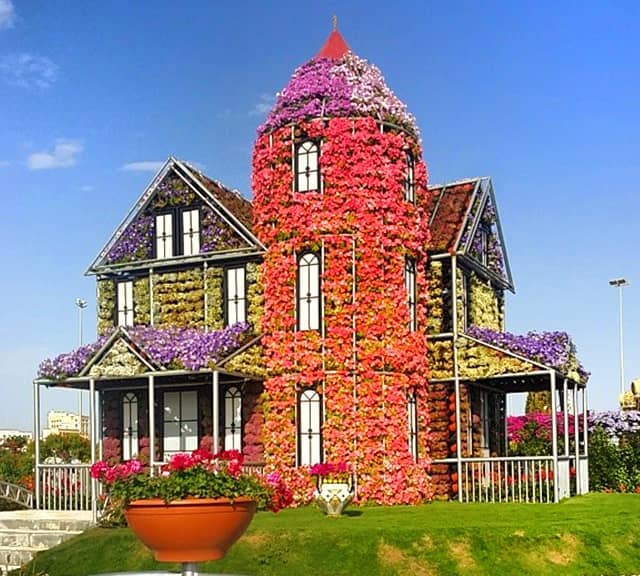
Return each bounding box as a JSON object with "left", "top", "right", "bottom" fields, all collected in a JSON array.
[{"left": 0, "top": 510, "right": 92, "bottom": 575}]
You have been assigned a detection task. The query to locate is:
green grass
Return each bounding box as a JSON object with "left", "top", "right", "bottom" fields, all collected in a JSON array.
[{"left": 14, "top": 493, "right": 640, "bottom": 576}]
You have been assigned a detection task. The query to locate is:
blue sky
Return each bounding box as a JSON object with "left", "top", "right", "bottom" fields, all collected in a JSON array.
[{"left": 0, "top": 0, "right": 638, "bottom": 430}]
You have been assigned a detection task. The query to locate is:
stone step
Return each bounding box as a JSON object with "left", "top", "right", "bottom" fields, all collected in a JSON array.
[{"left": 0, "top": 510, "right": 93, "bottom": 574}]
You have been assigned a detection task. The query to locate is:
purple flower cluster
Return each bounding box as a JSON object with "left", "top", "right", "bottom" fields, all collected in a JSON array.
[
  {"left": 38, "top": 323, "right": 252, "bottom": 380},
  {"left": 588, "top": 410, "right": 640, "bottom": 437},
  {"left": 467, "top": 325, "right": 589, "bottom": 382},
  {"left": 259, "top": 53, "right": 418, "bottom": 136},
  {"left": 126, "top": 322, "right": 251, "bottom": 371},
  {"left": 104, "top": 214, "right": 154, "bottom": 264},
  {"left": 37, "top": 335, "right": 111, "bottom": 379},
  {"left": 201, "top": 208, "right": 246, "bottom": 253}
]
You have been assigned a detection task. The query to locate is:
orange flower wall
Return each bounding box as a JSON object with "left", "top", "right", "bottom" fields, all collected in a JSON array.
[{"left": 252, "top": 117, "right": 433, "bottom": 504}]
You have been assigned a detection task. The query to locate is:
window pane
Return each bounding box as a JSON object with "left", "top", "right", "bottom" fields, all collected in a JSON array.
[
  {"left": 163, "top": 422, "right": 180, "bottom": 452},
  {"left": 181, "top": 391, "right": 197, "bottom": 420},
  {"left": 164, "top": 392, "right": 179, "bottom": 420}
]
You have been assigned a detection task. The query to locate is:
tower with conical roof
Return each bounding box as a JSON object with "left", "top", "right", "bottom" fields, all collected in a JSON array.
[{"left": 252, "top": 26, "right": 432, "bottom": 504}]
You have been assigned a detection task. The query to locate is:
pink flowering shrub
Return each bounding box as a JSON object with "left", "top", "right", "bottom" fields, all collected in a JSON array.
[{"left": 90, "top": 448, "right": 292, "bottom": 514}]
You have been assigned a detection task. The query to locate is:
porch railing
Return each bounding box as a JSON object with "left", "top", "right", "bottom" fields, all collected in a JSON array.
[
  {"left": 36, "top": 463, "right": 92, "bottom": 511},
  {"left": 459, "top": 456, "right": 555, "bottom": 503}
]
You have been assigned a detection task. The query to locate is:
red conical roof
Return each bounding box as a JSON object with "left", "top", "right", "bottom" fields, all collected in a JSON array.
[{"left": 316, "top": 29, "right": 350, "bottom": 59}]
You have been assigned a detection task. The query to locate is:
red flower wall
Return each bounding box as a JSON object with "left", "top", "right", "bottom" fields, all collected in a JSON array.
[{"left": 252, "top": 117, "right": 433, "bottom": 504}]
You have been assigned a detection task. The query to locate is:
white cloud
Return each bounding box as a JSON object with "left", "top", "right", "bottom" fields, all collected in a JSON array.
[
  {"left": 0, "top": 52, "right": 58, "bottom": 88},
  {"left": 121, "top": 161, "right": 164, "bottom": 172},
  {"left": 0, "top": 0, "right": 15, "bottom": 29},
  {"left": 249, "top": 93, "right": 275, "bottom": 116},
  {"left": 27, "top": 139, "right": 83, "bottom": 170}
]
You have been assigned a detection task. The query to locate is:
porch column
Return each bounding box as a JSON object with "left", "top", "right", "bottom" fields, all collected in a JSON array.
[
  {"left": 550, "top": 372, "right": 559, "bottom": 503},
  {"left": 89, "top": 378, "right": 97, "bottom": 522},
  {"left": 148, "top": 375, "right": 155, "bottom": 469},
  {"left": 33, "top": 380, "right": 41, "bottom": 510},
  {"left": 563, "top": 378, "right": 569, "bottom": 457},
  {"left": 212, "top": 370, "right": 220, "bottom": 453},
  {"left": 573, "top": 382, "right": 580, "bottom": 494},
  {"left": 451, "top": 254, "right": 463, "bottom": 501},
  {"left": 582, "top": 387, "right": 590, "bottom": 493}
]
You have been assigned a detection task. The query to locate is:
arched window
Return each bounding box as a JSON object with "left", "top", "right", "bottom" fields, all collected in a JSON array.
[
  {"left": 297, "top": 252, "right": 321, "bottom": 331},
  {"left": 224, "top": 386, "right": 242, "bottom": 451},
  {"left": 295, "top": 140, "right": 321, "bottom": 193},
  {"left": 404, "top": 257, "right": 417, "bottom": 331},
  {"left": 403, "top": 151, "right": 415, "bottom": 202},
  {"left": 298, "top": 388, "right": 322, "bottom": 466},
  {"left": 122, "top": 392, "right": 139, "bottom": 461},
  {"left": 407, "top": 391, "right": 418, "bottom": 460}
]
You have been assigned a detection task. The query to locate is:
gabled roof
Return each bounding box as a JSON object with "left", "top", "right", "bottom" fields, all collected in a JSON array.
[
  {"left": 87, "top": 157, "right": 263, "bottom": 274},
  {"left": 427, "top": 177, "right": 514, "bottom": 291}
]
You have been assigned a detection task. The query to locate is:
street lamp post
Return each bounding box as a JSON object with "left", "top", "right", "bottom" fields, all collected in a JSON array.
[
  {"left": 75, "top": 298, "right": 88, "bottom": 435},
  {"left": 609, "top": 278, "right": 629, "bottom": 397}
]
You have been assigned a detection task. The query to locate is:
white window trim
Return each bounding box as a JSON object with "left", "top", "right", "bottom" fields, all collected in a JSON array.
[
  {"left": 117, "top": 280, "right": 134, "bottom": 327},
  {"left": 163, "top": 390, "right": 198, "bottom": 459},
  {"left": 225, "top": 266, "right": 247, "bottom": 325},
  {"left": 295, "top": 140, "right": 321, "bottom": 193},
  {"left": 297, "top": 252, "right": 321, "bottom": 331},
  {"left": 155, "top": 213, "right": 174, "bottom": 259},
  {"left": 298, "top": 389, "right": 322, "bottom": 466},
  {"left": 404, "top": 258, "right": 417, "bottom": 332},
  {"left": 122, "top": 392, "right": 139, "bottom": 461},
  {"left": 407, "top": 391, "right": 418, "bottom": 460},
  {"left": 182, "top": 208, "right": 200, "bottom": 256},
  {"left": 224, "top": 386, "right": 242, "bottom": 451}
]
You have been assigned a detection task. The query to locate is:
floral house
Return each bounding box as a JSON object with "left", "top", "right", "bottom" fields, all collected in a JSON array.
[{"left": 34, "top": 27, "right": 589, "bottom": 512}]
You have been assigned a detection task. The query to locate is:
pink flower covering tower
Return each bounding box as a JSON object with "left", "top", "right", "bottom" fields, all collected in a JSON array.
[{"left": 252, "top": 27, "right": 433, "bottom": 504}]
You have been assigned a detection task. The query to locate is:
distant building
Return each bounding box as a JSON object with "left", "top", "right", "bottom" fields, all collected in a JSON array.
[
  {"left": 45, "top": 411, "right": 89, "bottom": 438},
  {"left": 0, "top": 429, "right": 32, "bottom": 444}
]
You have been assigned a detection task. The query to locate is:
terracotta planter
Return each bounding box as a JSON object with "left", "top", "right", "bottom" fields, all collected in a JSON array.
[{"left": 124, "top": 497, "right": 257, "bottom": 562}]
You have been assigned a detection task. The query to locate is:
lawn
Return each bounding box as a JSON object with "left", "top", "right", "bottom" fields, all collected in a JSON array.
[{"left": 15, "top": 493, "right": 640, "bottom": 576}]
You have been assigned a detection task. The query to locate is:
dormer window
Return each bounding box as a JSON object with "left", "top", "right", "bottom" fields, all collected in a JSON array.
[
  {"left": 155, "top": 207, "right": 201, "bottom": 259},
  {"left": 182, "top": 208, "right": 200, "bottom": 256},
  {"left": 403, "top": 151, "right": 415, "bottom": 202},
  {"left": 156, "top": 213, "right": 174, "bottom": 259},
  {"left": 295, "top": 140, "right": 321, "bottom": 193}
]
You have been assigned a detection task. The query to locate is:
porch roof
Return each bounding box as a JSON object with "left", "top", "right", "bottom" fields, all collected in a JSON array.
[
  {"left": 35, "top": 323, "right": 263, "bottom": 387},
  {"left": 457, "top": 330, "right": 589, "bottom": 391}
]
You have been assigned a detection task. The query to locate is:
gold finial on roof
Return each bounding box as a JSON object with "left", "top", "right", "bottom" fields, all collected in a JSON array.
[{"left": 332, "top": 14, "right": 338, "bottom": 31}]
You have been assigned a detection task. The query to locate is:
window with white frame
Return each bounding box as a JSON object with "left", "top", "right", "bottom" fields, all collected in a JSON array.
[
  {"left": 163, "top": 390, "right": 198, "bottom": 458},
  {"left": 225, "top": 266, "right": 246, "bottom": 325},
  {"left": 298, "top": 388, "right": 322, "bottom": 466},
  {"left": 297, "top": 252, "right": 321, "bottom": 331},
  {"left": 404, "top": 257, "right": 416, "bottom": 331},
  {"left": 295, "top": 140, "right": 321, "bottom": 193},
  {"left": 122, "top": 392, "right": 139, "bottom": 461},
  {"left": 117, "top": 280, "right": 134, "bottom": 326},
  {"left": 224, "top": 386, "right": 242, "bottom": 451},
  {"left": 479, "top": 390, "right": 490, "bottom": 455},
  {"left": 155, "top": 213, "right": 174, "bottom": 259},
  {"left": 403, "top": 151, "right": 415, "bottom": 202},
  {"left": 407, "top": 391, "right": 418, "bottom": 460},
  {"left": 181, "top": 208, "right": 200, "bottom": 256}
]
